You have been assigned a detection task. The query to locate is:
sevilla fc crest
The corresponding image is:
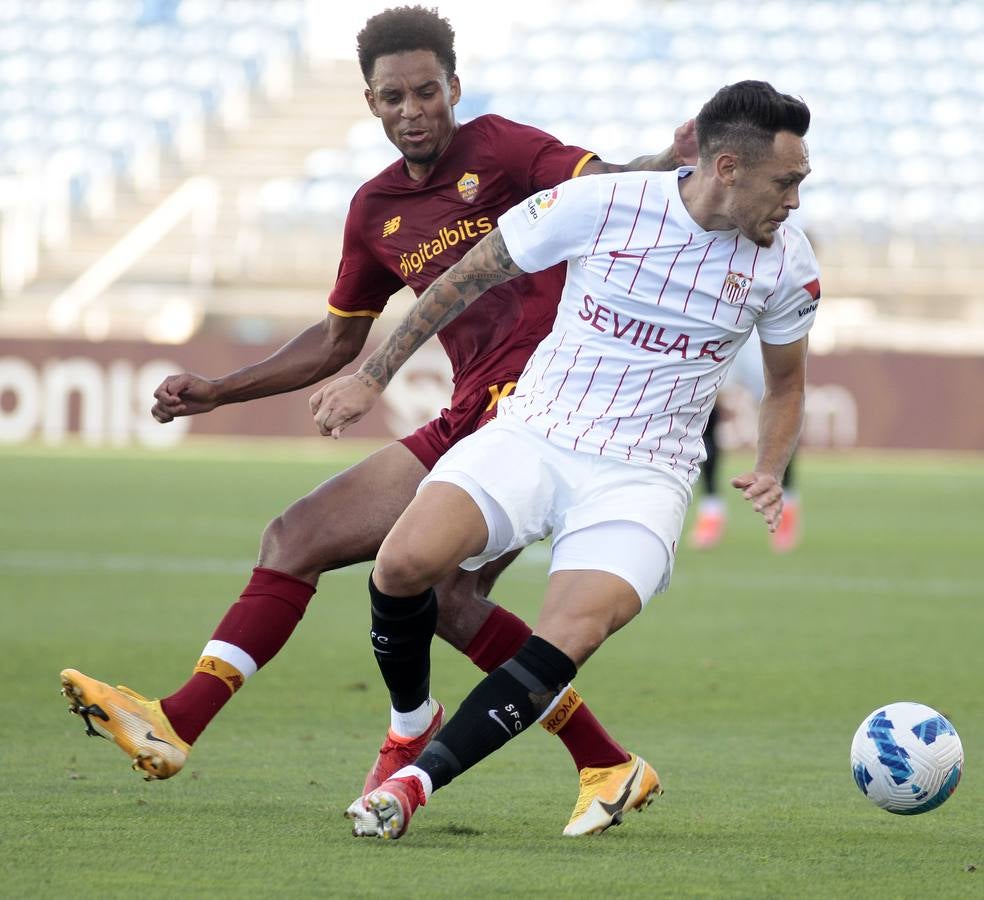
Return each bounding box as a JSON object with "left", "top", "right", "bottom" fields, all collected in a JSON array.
[{"left": 723, "top": 271, "right": 753, "bottom": 304}]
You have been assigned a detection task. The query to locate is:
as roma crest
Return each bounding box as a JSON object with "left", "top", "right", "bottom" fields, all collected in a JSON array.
[
  {"left": 457, "top": 172, "right": 480, "bottom": 202},
  {"left": 723, "top": 271, "right": 753, "bottom": 304}
]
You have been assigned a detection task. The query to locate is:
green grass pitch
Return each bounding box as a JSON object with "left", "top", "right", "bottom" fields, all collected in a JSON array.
[{"left": 2, "top": 442, "right": 982, "bottom": 898}]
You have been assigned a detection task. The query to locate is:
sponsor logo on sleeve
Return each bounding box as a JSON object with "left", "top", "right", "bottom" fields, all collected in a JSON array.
[
  {"left": 522, "top": 187, "right": 560, "bottom": 225},
  {"left": 797, "top": 278, "right": 821, "bottom": 317}
]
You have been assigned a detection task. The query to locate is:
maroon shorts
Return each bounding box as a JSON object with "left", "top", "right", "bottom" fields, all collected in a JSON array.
[{"left": 400, "top": 378, "right": 518, "bottom": 470}]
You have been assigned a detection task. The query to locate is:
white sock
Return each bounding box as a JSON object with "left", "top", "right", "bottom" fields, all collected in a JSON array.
[
  {"left": 699, "top": 496, "right": 725, "bottom": 516},
  {"left": 392, "top": 765, "right": 433, "bottom": 800},
  {"left": 537, "top": 683, "right": 572, "bottom": 722},
  {"left": 391, "top": 697, "right": 437, "bottom": 738},
  {"left": 200, "top": 640, "right": 258, "bottom": 679}
]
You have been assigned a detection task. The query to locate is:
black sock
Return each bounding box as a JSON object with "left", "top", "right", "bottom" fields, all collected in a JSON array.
[
  {"left": 783, "top": 454, "right": 796, "bottom": 490},
  {"left": 702, "top": 403, "right": 720, "bottom": 495},
  {"left": 368, "top": 572, "right": 438, "bottom": 713},
  {"left": 413, "top": 635, "right": 577, "bottom": 791}
]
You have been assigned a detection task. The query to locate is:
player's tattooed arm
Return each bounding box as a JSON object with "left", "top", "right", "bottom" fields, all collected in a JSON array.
[
  {"left": 358, "top": 229, "right": 524, "bottom": 391},
  {"left": 310, "top": 230, "right": 524, "bottom": 437},
  {"left": 584, "top": 152, "right": 677, "bottom": 174},
  {"left": 581, "top": 119, "right": 697, "bottom": 174}
]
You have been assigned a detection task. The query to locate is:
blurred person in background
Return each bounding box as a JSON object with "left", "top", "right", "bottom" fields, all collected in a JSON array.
[
  {"left": 60, "top": 4, "right": 696, "bottom": 835},
  {"left": 688, "top": 337, "right": 802, "bottom": 552},
  {"left": 309, "top": 78, "right": 818, "bottom": 839}
]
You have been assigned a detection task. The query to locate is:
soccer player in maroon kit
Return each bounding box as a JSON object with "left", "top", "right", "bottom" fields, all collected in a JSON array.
[{"left": 60, "top": 5, "right": 694, "bottom": 834}]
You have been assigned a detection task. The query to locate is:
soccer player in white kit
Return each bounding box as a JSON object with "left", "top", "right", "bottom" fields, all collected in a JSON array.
[{"left": 311, "top": 80, "right": 821, "bottom": 839}]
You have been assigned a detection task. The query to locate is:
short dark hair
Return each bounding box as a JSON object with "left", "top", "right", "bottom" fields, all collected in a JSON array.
[
  {"left": 695, "top": 80, "right": 810, "bottom": 165},
  {"left": 357, "top": 5, "right": 456, "bottom": 84}
]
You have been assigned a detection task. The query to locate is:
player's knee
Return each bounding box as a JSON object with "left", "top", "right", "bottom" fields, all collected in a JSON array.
[
  {"left": 374, "top": 543, "right": 442, "bottom": 596},
  {"left": 259, "top": 500, "right": 332, "bottom": 576},
  {"left": 259, "top": 512, "right": 288, "bottom": 558},
  {"left": 261, "top": 505, "right": 306, "bottom": 554},
  {"left": 538, "top": 611, "right": 611, "bottom": 668}
]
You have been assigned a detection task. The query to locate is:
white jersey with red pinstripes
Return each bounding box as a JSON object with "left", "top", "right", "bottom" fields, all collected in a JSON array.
[{"left": 494, "top": 167, "right": 821, "bottom": 487}]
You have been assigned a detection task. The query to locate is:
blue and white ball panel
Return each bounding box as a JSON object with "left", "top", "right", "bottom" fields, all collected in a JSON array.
[{"left": 850, "top": 701, "right": 963, "bottom": 815}]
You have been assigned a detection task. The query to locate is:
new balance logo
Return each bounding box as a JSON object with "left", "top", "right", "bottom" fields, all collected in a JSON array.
[{"left": 382, "top": 216, "right": 401, "bottom": 237}]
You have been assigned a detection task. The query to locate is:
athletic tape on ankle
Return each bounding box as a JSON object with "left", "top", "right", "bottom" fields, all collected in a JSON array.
[
  {"left": 539, "top": 685, "right": 583, "bottom": 735},
  {"left": 194, "top": 656, "right": 246, "bottom": 695}
]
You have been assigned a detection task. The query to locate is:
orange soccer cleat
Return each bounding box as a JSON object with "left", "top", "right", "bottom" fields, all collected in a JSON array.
[
  {"left": 564, "top": 753, "right": 662, "bottom": 836},
  {"left": 362, "top": 701, "right": 444, "bottom": 794},
  {"left": 60, "top": 668, "right": 190, "bottom": 780},
  {"left": 688, "top": 500, "right": 726, "bottom": 550},
  {"left": 771, "top": 495, "right": 802, "bottom": 553}
]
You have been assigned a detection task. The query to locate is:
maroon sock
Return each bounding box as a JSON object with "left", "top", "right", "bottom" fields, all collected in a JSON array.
[
  {"left": 550, "top": 703, "right": 630, "bottom": 770},
  {"left": 161, "top": 567, "right": 315, "bottom": 745},
  {"left": 464, "top": 604, "right": 532, "bottom": 671},
  {"left": 463, "top": 605, "right": 629, "bottom": 770}
]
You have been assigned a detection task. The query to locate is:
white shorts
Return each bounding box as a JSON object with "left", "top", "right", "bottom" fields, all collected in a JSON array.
[{"left": 420, "top": 417, "right": 691, "bottom": 605}]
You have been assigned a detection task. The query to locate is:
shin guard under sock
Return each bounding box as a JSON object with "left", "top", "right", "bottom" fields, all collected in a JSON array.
[
  {"left": 414, "top": 635, "right": 577, "bottom": 791},
  {"left": 465, "top": 606, "right": 628, "bottom": 770},
  {"left": 161, "top": 567, "right": 315, "bottom": 745},
  {"left": 463, "top": 605, "right": 532, "bottom": 672},
  {"left": 369, "top": 573, "right": 438, "bottom": 713}
]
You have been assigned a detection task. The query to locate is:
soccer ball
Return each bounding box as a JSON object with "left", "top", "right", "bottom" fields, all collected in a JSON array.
[{"left": 850, "top": 701, "right": 963, "bottom": 815}]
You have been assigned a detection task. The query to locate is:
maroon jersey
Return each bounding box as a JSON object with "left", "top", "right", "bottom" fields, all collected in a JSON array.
[{"left": 328, "top": 114, "right": 594, "bottom": 399}]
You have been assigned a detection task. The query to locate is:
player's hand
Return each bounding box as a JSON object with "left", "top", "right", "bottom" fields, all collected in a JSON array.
[
  {"left": 672, "top": 119, "right": 698, "bottom": 167},
  {"left": 151, "top": 373, "right": 220, "bottom": 423},
  {"left": 730, "top": 471, "right": 784, "bottom": 532},
  {"left": 309, "top": 373, "right": 381, "bottom": 439}
]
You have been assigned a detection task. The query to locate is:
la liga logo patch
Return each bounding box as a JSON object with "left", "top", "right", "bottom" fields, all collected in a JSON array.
[{"left": 523, "top": 187, "right": 561, "bottom": 224}]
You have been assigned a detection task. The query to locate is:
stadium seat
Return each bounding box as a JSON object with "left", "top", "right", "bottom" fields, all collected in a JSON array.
[{"left": 2, "top": 0, "right": 982, "bottom": 299}]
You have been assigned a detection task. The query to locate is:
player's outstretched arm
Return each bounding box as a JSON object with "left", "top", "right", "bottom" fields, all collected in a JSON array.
[
  {"left": 151, "top": 314, "right": 374, "bottom": 423},
  {"left": 581, "top": 119, "right": 697, "bottom": 176},
  {"left": 730, "top": 337, "right": 808, "bottom": 532},
  {"left": 311, "top": 229, "right": 524, "bottom": 438}
]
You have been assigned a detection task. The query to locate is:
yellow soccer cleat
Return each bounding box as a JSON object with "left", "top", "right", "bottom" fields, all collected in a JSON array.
[
  {"left": 59, "top": 668, "right": 190, "bottom": 781},
  {"left": 563, "top": 752, "right": 662, "bottom": 836}
]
